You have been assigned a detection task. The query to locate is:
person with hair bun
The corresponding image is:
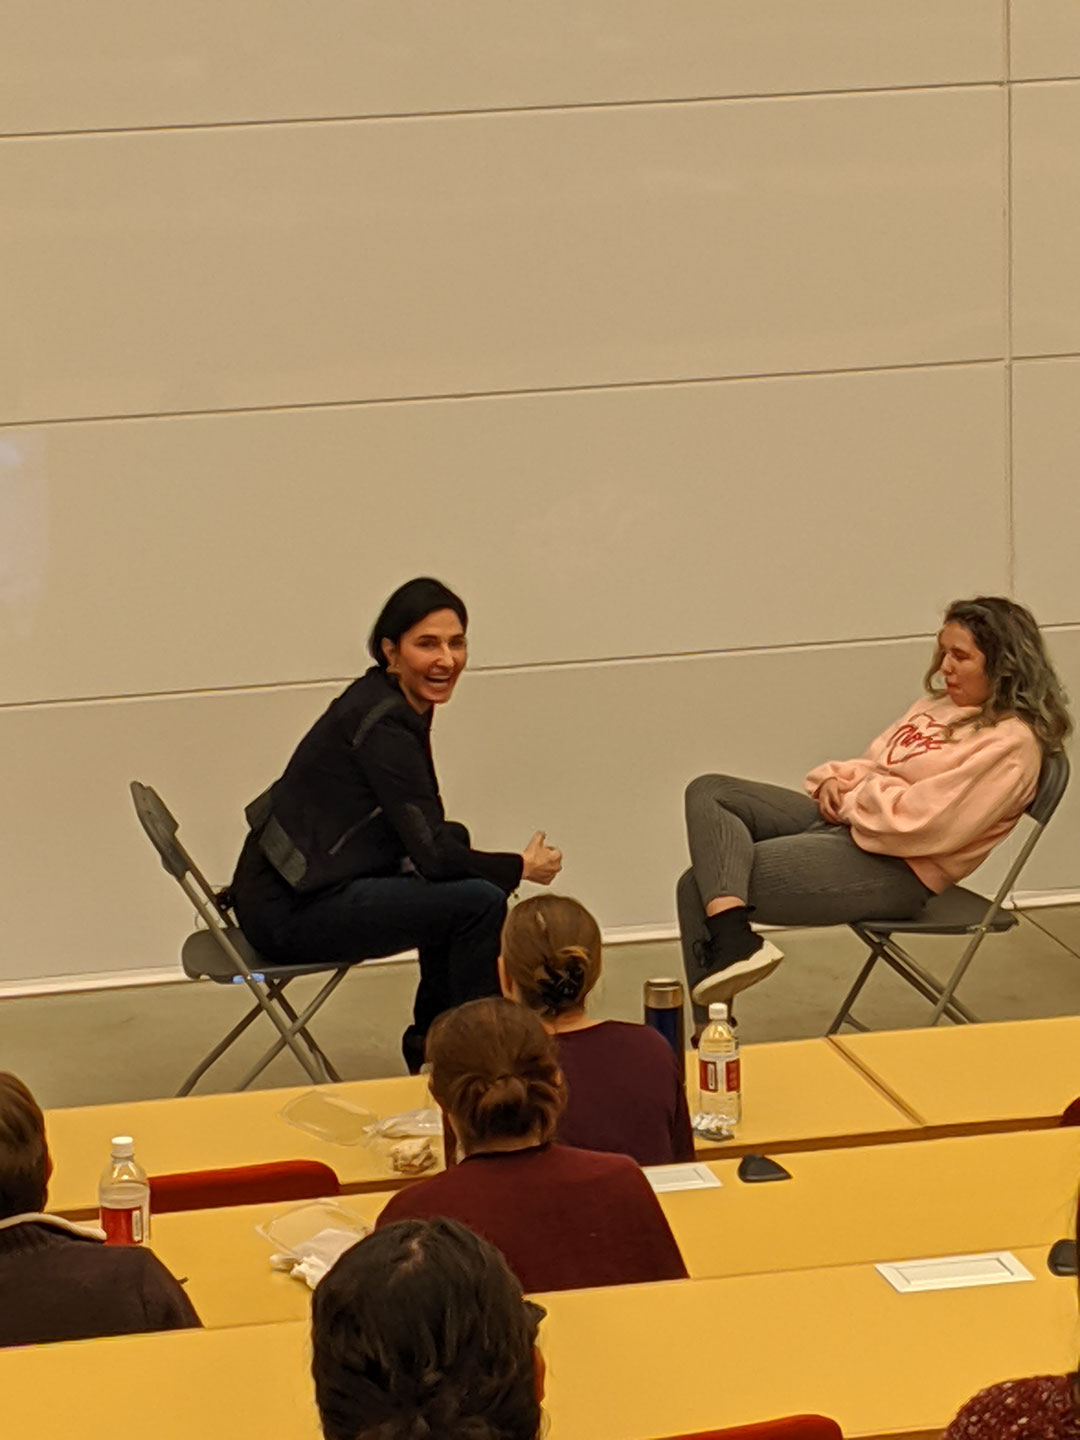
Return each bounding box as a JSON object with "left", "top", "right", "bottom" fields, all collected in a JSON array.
[
  {"left": 312, "top": 1218, "right": 545, "bottom": 1440},
  {"left": 375, "top": 998, "right": 687, "bottom": 1293},
  {"left": 230, "top": 577, "right": 562, "bottom": 1072},
  {"left": 680, "top": 596, "right": 1071, "bottom": 1026},
  {"left": 499, "top": 895, "right": 694, "bottom": 1166}
]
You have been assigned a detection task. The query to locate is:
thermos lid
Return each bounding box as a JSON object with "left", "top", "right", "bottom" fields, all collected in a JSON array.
[{"left": 644, "top": 977, "right": 684, "bottom": 1009}]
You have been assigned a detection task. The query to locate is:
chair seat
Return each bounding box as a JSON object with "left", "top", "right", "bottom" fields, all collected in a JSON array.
[
  {"left": 854, "top": 885, "right": 1019, "bottom": 938},
  {"left": 181, "top": 928, "right": 347, "bottom": 983}
]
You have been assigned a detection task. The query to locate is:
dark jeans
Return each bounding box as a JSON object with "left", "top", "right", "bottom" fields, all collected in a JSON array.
[{"left": 232, "top": 835, "right": 507, "bottom": 1062}]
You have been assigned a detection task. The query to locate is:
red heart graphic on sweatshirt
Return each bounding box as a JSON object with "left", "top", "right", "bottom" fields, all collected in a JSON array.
[{"left": 885, "top": 713, "right": 950, "bottom": 766}]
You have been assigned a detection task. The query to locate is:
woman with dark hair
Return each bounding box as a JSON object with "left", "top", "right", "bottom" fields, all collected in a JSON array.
[
  {"left": 375, "top": 997, "right": 688, "bottom": 1293},
  {"left": 942, "top": 1191, "right": 1080, "bottom": 1437},
  {"left": 312, "top": 1218, "right": 545, "bottom": 1440},
  {"left": 231, "top": 578, "right": 562, "bottom": 1071},
  {"left": 500, "top": 894, "right": 694, "bottom": 1166},
  {"left": 680, "top": 596, "right": 1071, "bottom": 1025}
]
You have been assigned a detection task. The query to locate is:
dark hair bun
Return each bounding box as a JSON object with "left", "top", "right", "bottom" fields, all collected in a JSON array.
[{"left": 536, "top": 951, "right": 586, "bottom": 1009}]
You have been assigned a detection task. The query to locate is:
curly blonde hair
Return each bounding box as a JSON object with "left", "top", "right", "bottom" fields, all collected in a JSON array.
[{"left": 923, "top": 597, "right": 1071, "bottom": 753}]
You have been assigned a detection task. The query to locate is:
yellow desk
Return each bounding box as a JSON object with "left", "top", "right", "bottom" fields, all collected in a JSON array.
[
  {"left": 686, "top": 1036, "right": 917, "bottom": 1158},
  {"left": 145, "top": 1127, "right": 1080, "bottom": 1328},
  {"left": 2, "top": 1249, "right": 1076, "bottom": 1440},
  {"left": 47, "top": 1039, "right": 915, "bottom": 1217},
  {"left": 831, "top": 1015, "right": 1080, "bottom": 1134},
  {"left": 45, "top": 1074, "right": 435, "bottom": 1217}
]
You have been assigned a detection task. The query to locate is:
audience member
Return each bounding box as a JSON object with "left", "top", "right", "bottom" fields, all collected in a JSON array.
[
  {"left": 313, "top": 1217, "right": 545, "bottom": 1440},
  {"left": 943, "top": 1193, "right": 1080, "bottom": 1437},
  {"left": 500, "top": 894, "right": 693, "bottom": 1165},
  {"left": 0, "top": 1072, "right": 199, "bottom": 1347},
  {"left": 229, "top": 576, "right": 562, "bottom": 1072},
  {"left": 375, "top": 998, "right": 688, "bottom": 1292},
  {"left": 679, "top": 596, "right": 1070, "bottom": 1025}
]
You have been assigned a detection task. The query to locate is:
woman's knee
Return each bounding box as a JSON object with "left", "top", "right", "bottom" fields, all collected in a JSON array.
[{"left": 685, "top": 773, "right": 740, "bottom": 813}]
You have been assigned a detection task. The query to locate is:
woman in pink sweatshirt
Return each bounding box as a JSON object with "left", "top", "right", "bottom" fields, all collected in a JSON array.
[{"left": 678, "top": 597, "right": 1070, "bottom": 1018}]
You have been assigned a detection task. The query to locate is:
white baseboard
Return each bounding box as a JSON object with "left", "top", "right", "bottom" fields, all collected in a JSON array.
[{"left": 2, "top": 897, "right": 1075, "bottom": 1000}]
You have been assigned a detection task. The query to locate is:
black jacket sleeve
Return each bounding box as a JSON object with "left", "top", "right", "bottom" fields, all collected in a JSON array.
[{"left": 357, "top": 711, "right": 524, "bottom": 893}]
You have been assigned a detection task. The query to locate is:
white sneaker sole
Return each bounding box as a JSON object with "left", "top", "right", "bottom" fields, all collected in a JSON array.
[{"left": 691, "top": 939, "right": 784, "bottom": 1007}]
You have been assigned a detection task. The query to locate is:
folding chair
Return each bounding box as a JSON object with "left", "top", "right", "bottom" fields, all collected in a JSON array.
[
  {"left": 829, "top": 750, "right": 1070, "bottom": 1034},
  {"left": 149, "top": 1159, "right": 340, "bottom": 1214},
  {"left": 130, "top": 781, "right": 352, "bottom": 1096},
  {"left": 660, "top": 1419, "right": 842, "bottom": 1440}
]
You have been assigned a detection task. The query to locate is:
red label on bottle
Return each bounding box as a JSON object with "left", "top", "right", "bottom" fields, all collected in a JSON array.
[
  {"left": 101, "top": 1205, "right": 144, "bottom": 1246},
  {"left": 725, "top": 1057, "right": 741, "bottom": 1094},
  {"left": 699, "top": 1058, "right": 718, "bottom": 1094}
]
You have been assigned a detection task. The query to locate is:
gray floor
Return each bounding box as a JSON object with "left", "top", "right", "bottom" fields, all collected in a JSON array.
[{"left": 5, "top": 908, "right": 1080, "bottom": 1110}]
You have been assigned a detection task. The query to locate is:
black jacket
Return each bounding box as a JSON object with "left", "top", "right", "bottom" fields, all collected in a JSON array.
[{"left": 240, "top": 667, "right": 523, "bottom": 897}]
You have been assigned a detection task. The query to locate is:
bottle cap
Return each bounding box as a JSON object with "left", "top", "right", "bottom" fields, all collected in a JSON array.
[
  {"left": 708, "top": 1002, "right": 729, "bottom": 1021},
  {"left": 110, "top": 1135, "right": 135, "bottom": 1158},
  {"left": 644, "top": 978, "right": 684, "bottom": 1009}
]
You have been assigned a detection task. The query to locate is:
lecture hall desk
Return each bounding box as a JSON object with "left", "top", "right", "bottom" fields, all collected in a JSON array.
[
  {"left": 831, "top": 1014, "right": 1080, "bottom": 1136},
  {"left": 3, "top": 1247, "right": 1076, "bottom": 1440},
  {"left": 45, "top": 1037, "right": 916, "bottom": 1217},
  {"left": 146, "top": 1125, "right": 1080, "bottom": 1329}
]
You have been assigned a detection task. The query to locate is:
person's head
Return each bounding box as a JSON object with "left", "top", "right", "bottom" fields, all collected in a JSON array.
[
  {"left": 425, "top": 997, "right": 565, "bottom": 1155},
  {"left": 924, "top": 596, "right": 1072, "bottom": 751},
  {"left": 312, "top": 1218, "right": 545, "bottom": 1440},
  {"left": 368, "top": 578, "right": 469, "bottom": 714},
  {"left": 0, "top": 1073, "right": 50, "bottom": 1218},
  {"left": 499, "top": 895, "right": 602, "bottom": 1021}
]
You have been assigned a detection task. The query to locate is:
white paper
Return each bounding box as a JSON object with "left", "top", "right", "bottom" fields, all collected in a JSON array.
[
  {"left": 875, "top": 1250, "right": 1034, "bottom": 1293},
  {"left": 643, "top": 1162, "right": 723, "bottom": 1193}
]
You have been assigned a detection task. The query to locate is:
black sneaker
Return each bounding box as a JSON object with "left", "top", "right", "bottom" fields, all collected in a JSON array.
[{"left": 691, "top": 937, "right": 784, "bottom": 1007}]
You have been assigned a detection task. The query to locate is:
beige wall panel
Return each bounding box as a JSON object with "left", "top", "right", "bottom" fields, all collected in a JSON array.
[
  {"left": 1011, "top": 1, "right": 1080, "bottom": 79},
  {"left": 8, "top": 631, "right": 1077, "bottom": 990},
  {"left": 1012, "top": 82, "right": 1080, "bottom": 355},
  {"left": 2, "top": 1, "right": 1004, "bottom": 136},
  {"left": 0, "top": 364, "right": 1008, "bottom": 705},
  {"left": 0, "top": 88, "right": 1006, "bottom": 425},
  {"left": 1012, "top": 359, "right": 1080, "bottom": 624}
]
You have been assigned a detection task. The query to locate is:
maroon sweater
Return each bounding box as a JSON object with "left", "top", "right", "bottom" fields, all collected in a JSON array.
[
  {"left": 0, "top": 1215, "right": 200, "bottom": 1347},
  {"left": 555, "top": 1021, "right": 694, "bottom": 1166},
  {"left": 945, "top": 1376, "right": 1080, "bottom": 1437},
  {"left": 376, "top": 1143, "right": 688, "bottom": 1293}
]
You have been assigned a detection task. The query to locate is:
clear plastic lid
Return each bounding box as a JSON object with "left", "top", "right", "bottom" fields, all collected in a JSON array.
[
  {"left": 278, "top": 1091, "right": 377, "bottom": 1146},
  {"left": 708, "top": 1002, "right": 729, "bottom": 1021},
  {"left": 110, "top": 1135, "right": 135, "bottom": 1158},
  {"left": 257, "top": 1199, "right": 370, "bottom": 1259}
]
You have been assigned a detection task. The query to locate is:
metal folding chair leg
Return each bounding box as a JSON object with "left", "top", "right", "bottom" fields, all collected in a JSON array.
[
  {"left": 827, "top": 943, "right": 887, "bottom": 1034},
  {"left": 928, "top": 930, "right": 993, "bottom": 1026},
  {"left": 232, "top": 969, "right": 350, "bottom": 1092},
  {"left": 273, "top": 983, "right": 344, "bottom": 1083}
]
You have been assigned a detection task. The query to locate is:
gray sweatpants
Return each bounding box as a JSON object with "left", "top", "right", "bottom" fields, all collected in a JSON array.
[{"left": 678, "top": 774, "right": 931, "bottom": 1003}]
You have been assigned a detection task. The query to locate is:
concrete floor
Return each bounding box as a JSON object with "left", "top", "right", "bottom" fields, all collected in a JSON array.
[{"left": 4, "top": 907, "right": 1079, "bottom": 1110}]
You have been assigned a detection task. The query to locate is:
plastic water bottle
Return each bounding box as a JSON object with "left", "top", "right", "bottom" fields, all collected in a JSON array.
[
  {"left": 99, "top": 1135, "right": 150, "bottom": 1246},
  {"left": 698, "top": 1002, "right": 741, "bottom": 1127}
]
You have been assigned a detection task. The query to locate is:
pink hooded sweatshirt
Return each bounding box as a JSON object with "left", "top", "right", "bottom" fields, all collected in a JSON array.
[{"left": 804, "top": 695, "right": 1041, "bottom": 893}]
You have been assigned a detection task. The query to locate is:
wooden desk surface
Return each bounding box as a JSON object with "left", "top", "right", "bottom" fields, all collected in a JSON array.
[
  {"left": 146, "top": 1126, "right": 1080, "bottom": 1329},
  {"left": 831, "top": 1015, "right": 1080, "bottom": 1131},
  {"left": 2, "top": 1248, "right": 1076, "bottom": 1440},
  {"left": 685, "top": 1035, "right": 917, "bottom": 1156},
  {"left": 45, "top": 1073, "right": 436, "bottom": 1216},
  {"left": 46, "top": 1038, "right": 915, "bottom": 1216}
]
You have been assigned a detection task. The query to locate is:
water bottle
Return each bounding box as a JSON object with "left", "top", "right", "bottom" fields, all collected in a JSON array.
[
  {"left": 643, "top": 977, "right": 685, "bottom": 1063},
  {"left": 99, "top": 1135, "right": 150, "bottom": 1246},
  {"left": 697, "top": 1002, "right": 741, "bottom": 1127}
]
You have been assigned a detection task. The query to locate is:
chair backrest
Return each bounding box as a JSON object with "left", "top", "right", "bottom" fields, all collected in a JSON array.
[
  {"left": 149, "top": 1160, "right": 341, "bottom": 1214},
  {"left": 130, "top": 780, "right": 221, "bottom": 907},
  {"left": 1028, "top": 749, "right": 1070, "bottom": 827},
  {"left": 659, "top": 1420, "right": 842, "bottom": 1440}
]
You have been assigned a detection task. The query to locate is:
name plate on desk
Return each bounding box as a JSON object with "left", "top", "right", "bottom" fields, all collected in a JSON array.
[
  {"left": 876, "top": 1251, "right": 1034, "bottom": 1294},
  {"left": 643, "top": 1163, "right": 722, "bottom": 1194}
]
